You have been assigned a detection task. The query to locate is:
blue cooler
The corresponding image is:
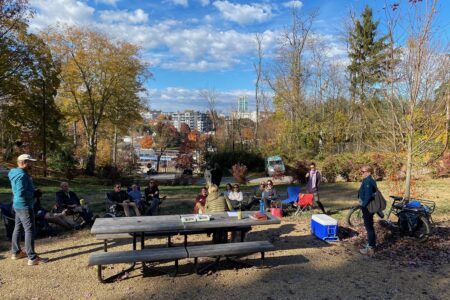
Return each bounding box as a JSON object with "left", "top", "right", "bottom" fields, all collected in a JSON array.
[{"left": 311, "top": 214, "right": 339, "bottom": 242}]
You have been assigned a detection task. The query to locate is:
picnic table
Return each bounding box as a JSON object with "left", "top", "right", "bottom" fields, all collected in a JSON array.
[{"left": 89, "top": 212, "right": 280, "bottom": 282}]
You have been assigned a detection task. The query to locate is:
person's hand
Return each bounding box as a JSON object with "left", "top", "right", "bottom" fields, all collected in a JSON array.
[
  {"left": 305, "top": 173, "right": 310, "bottom": 178},
  {"left": 62, "top": 209, "right": 68, "bottom": 216}
]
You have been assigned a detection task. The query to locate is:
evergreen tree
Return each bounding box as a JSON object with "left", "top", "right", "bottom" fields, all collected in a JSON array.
[{"left": 347, "top": 5, "right": 389, "bottom": 101}]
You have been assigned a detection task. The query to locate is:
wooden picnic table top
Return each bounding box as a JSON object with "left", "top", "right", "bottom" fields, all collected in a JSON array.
[{"left": 91, "top": 211, "right": 280, "bottom": 235}]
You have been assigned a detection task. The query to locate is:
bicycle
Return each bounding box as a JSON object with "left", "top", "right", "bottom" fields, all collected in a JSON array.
[{"left": 346, "top": 196, "right": 435, "bottom": 242}]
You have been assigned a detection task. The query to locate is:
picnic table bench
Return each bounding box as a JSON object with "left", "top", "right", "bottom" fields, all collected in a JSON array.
[{"left": 89, "top": 212, "right": 281, "bottom": 282}]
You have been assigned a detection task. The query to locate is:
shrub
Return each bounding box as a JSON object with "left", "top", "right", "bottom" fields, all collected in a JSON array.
[
  {"left": 232, "top": 163, "right": 248, "bottom": 184},
  {"left": 271, "top": 165, "right": 284, "bottom": 180},
  {"left": 97, "top": 164, "right": 122, "bottom": 184},
  {"left": 205, "top": 150, "right": 264, "bottom": 174},
  {"left": 290, "top": 160, "right": 309, "bottom": 184},
  {"left": 48, "top": 144, "right": 78, "bottom": 180},
  {"left": 435, "top": 152, "right": 450, "bottom": 178}
]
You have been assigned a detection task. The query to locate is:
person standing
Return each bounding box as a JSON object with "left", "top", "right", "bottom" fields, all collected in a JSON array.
[
  {"left": 306, "top": 162, "right": 326, "bottom": 214},
  {"left": 9, "top": 154, "right": 49, "bottom": 265},
  {"left": 358, "top": 165, "right": 378, "bottom": 256},
  {"left": 211, "top": 163, "right": 223, "bottom": 187}
]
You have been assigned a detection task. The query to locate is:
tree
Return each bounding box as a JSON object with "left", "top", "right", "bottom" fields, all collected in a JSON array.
[
  {"left": 140, "top": 135, "right": 153, "bottom": 149},
  {"left": 45, "top": 26, "right": 148, "bottom": 175},
  {"left": 199, "top": 88, "right": 219, "bottom": 131},
  {"left": 0, "top": 3, "right": 62, "bottom": 166},
  {"left": 347, "top": 5, "right": 389, "bottom": 102},
  {"left": 152, "top": 121, "right": 178, "bottom": 172}
]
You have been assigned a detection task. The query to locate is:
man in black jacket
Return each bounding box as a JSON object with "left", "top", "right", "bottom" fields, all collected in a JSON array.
[
  {"left": 55, "top": 182, "right": 94, "bottom": 226},
  {"left": 211, "top": 163, "right": 223, "bottom": 187}
]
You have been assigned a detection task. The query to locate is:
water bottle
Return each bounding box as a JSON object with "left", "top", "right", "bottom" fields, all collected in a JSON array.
[{"left": 259, "top": 199, "right": 265, "bottom": 213}]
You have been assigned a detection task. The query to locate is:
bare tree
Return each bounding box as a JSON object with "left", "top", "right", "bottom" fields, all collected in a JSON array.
[
  {"left": 253, "top": 33, "right": 264, "bottom": 143},
  {"left": 266, "top": 8, "right": 318, "bottom": 120},
  {"left": 199, "top": 88, "right": 219, "bottom": 131}
]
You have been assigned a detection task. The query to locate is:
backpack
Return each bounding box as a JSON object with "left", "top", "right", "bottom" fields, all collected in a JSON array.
[{"left": 367, "top": 188, "right": 387, "bottom": 214}]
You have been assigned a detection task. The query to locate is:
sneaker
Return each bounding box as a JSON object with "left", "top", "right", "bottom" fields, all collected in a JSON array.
[
  {"left": 28, "top": 256, "right": 49, "bottom": 266},
  {"left": 11, "top": 250, "right": 27, "bottom": 260},
  {"left": 359, "top": 246, "right": 375, "bottom": 256}
]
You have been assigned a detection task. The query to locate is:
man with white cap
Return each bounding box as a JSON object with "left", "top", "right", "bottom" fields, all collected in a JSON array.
[{"left": 9, "top": 154, "right": 49, "bottom": 265}]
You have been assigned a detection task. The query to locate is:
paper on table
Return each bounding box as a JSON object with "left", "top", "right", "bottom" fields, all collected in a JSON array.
[{"left": 227, "top": 211, "right": 238, "bottom": 217}]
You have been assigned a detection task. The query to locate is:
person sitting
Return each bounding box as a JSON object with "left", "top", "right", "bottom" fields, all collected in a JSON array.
[
  {"left": 223, "top": 183, "right": 233, "bottom": 198},
  {"left": 55, "top": 182, "right": 94, "bottom": 226},
  {"left": 242, "top": 182, "right": 266, "bottom": 210},
  {"left": 262, "top": 180, "right": 278, "bottom": 210},
  {"left": 110, "top": 183, "right": 141, "bottom": 217},
  {"left": 128, "top": 184, "right": 143, "bottom": 210},
  {"left": 227, "top": 184, "right": 244, "bottom": 210},
  {"left": 144, "top": 180, "right": 160, "bottom": 215},
  {"left": 34, "top": 191, "right": 79, "bottom": 230},
  {"left": 194, "top": 187, "right": 208, "bottom": 214},
  {"left": 205, "top": 184, "right": 228, "bottom": 213}
]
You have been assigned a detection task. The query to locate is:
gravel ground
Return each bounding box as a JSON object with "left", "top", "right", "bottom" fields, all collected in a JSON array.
[{"left": 1, "top": 217, "right": 449, "bottom": 300}]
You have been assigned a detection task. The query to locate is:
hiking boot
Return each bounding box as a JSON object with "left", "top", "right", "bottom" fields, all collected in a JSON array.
[
  {"left": 359, "top": 246, "right": 375, "bottom": 256},
  {"left": 11, "top": 250, "right": 27, "bottom": 260},
  {"left": 28, "top": 256, "right": 49, "bottom": 266}
]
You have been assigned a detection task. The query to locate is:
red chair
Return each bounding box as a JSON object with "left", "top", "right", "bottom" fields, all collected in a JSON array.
[{"left": 295, "top": 193, "right": 313, "bottom": 216}]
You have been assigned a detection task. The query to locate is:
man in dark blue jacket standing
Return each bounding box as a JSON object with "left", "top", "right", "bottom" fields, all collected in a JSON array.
[
  {"left": 9, "top": 154, "right": 49, "bottom": 265},
  {"left": 358, "top": 165, "right": 377, "bottom": 256}
]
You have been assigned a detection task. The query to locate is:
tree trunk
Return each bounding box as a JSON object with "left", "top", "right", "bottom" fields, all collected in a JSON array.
[
  {"left": 85, "top": 134, "right": 97, "bottom": 175},
  {"left": 112, "top": 125, "right": 118, "bottom": 165},
  {"left": 41, "top": 80, "right": 47, "bottom": 177},
  {"left": 73, "top": 121, "right": 77, "bottom": 145},
  {"left": 404, "top": 123, "right": 414, "bottom": 200}
]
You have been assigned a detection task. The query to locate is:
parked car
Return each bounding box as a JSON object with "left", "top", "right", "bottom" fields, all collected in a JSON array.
[{"left": 265, "top": 156, "right": 285, "bottom": 176}]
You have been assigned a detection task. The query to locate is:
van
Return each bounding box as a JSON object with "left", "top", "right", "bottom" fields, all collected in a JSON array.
[{"left": 266, "top": 156, "right": 285, "bottom": 176}]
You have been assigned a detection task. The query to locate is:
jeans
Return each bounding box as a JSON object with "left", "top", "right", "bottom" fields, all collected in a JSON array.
[
  {"left": 12, "top": 208, "right": 37, "bottom": 260},
  {"left": 362, "top": 206, "right": 376, "bottom": 247},
  {"left": 146, "top": 197, "right": 159, "bottom": 215}
]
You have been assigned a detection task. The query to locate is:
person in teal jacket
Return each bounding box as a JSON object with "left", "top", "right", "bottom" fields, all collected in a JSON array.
[{"left": 9, "top": 154, "right": 48, "bottom": 265}]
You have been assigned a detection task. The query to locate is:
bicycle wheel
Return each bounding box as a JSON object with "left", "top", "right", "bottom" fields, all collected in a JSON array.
[
  {"left": 413, "top": 216, "right": 431, "bottom": 242},
  {"left": 346, "top": 206, "right": 364, "bottom": 227}
]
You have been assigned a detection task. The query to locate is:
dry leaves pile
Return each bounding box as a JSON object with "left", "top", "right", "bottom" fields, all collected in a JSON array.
[{"left": 339, "top": 221, "right": 450, "bottom": 268}]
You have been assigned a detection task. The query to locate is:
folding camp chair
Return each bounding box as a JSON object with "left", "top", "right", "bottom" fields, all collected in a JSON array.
[
  {"left": 281, "top": 186, "right": 301, "bottom": 205},
  {"left": 294, "top": 193, "right": 314, "bottom": 216}
]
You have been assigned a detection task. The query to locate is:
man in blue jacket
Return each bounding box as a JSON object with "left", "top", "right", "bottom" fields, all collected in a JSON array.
[
  {"left": 358, "top": 165, "right": 377, "bottom": 256},
  {"left": 9, "top": 154, "right": 48, "bottom": 265}
]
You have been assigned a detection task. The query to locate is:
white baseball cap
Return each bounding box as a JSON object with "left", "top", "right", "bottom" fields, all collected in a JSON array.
[{"left": 17, "top": 154, "right": 37, "bottom": 162}]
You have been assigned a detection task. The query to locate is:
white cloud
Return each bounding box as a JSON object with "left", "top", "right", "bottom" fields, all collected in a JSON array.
[
  {"left": 198, "top": 0, "right": 210, "bottom": 6},
  {"left": 99, "top": 9, "right": 148, "bottom": 24},
  {"left": 282, "top": 1, "right": 303, "bottom": 8},
  {"left": 29, "top": 0, "right": 95, "bottom": 30},
  {"left": 146, "top": 87, "right": 254, "bottom": 111},
  {"left": 167, "top": 0, "right": 189, "bottom": 7},
  {"left": 29, "top": 0, "right": 279, "bottom": 72},
  {"left": 96, "top": 0, "right": 119, "bottom": 6},
  {"left": 213, "top": 1, "right": 273, "bottom": 25}
]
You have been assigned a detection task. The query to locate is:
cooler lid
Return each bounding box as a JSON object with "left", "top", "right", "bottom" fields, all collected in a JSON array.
[{"left": 311, "top": 214, "right": 337, "bottom": 225}]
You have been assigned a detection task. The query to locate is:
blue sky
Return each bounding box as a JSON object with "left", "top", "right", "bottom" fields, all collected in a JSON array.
[{"left": 29, "top": 0, "right": 449, "bottom": 112}]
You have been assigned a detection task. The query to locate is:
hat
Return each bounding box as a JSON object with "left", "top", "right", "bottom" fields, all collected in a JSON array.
[{"left": 17, "top": 154, "right": 37, "bottom": 162}]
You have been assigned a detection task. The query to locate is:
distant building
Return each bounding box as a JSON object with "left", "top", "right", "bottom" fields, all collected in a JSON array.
[
  {"left": 238, "top": 96, "right": 248, "bottom": 113},
  {"left": 171, "top": 110, "right": 213, "bottom": 133},
  {"left": 142, "top": 110, "right": 171, "bottom": 121},
  {"left": 231, "top": 111, "right": 273, "bottom": 123}
]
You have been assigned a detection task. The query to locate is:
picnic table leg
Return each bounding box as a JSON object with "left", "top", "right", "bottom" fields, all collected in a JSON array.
[
  {"left": 167, "top": 235, "right": 171, "bottom": 247},
  {"left": 132, "top": 233, "right": 137, "bottom": 250},
  {"left": 141, "top": 233, "right": 145, "bottom": 250},
  {"left": 103, "top": 240, "right": 108, "bottom": 252}
]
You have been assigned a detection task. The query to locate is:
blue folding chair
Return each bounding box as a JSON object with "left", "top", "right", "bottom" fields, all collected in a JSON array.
[{"left": 281, "top": 186, "right": 301, "bottom": 205}]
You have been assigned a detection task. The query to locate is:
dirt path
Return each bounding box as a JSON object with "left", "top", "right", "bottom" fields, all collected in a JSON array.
[{"left": 1, "top": 218, "right": 449, "bottom": 300}]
